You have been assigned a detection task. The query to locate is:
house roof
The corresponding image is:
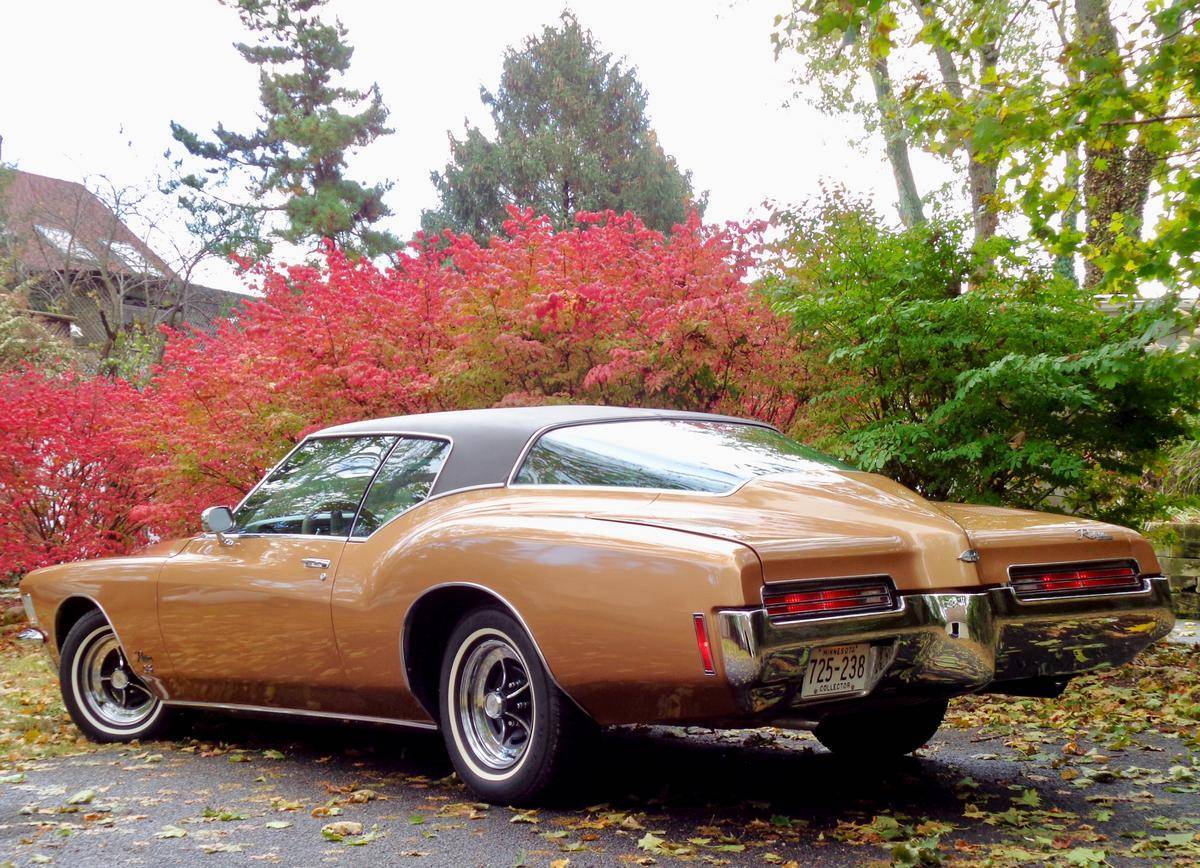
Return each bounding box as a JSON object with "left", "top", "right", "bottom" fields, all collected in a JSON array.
[
  {"left": 315, "top": 405, "right": 771, "bottom": 496},
  {"left": 0, "top": 169, "right": 175, "bottom": 279}
]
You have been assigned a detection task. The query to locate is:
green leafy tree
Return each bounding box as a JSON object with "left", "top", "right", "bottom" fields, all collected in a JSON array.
[
  {"left": 169, "top": 0, "right": 397, "bottom": 258},
  {"left": 773, "top": 0, "right": 1200, "bottom": 291},
  {"left": 423, "top": 12, "right": 703, "bottom": 237},
  {"left": 764, "top": 193, "right": 1200, "bottom": 525}
]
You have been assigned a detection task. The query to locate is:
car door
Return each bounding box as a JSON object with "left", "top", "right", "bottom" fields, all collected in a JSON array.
[{"left": 157, "top": 435, "right": 396, "bottom": 710}]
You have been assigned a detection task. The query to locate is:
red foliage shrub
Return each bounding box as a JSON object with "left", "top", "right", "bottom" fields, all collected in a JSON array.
[
  {"left": 7, "top": 210, "right": 807, "bottom": 568},
  {"left": 0, "top": 371, "right": 152, "bottom": 576}
]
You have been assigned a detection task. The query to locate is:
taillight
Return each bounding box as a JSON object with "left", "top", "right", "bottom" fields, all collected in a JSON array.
[
  {"left": 692, "top": 613, "right": 715, "bottom": 675},
  {"left": 762, "top": 577, "right": 896, "bottom": 622},
  {"left": 1009, "top": 560, "right": 1143, "bottom": 600}
]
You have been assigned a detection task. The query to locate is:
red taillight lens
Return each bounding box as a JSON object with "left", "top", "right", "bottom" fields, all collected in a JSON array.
[
  {"left": 1009, "top": 560, "right": 1142, "bottom": 600},
  {"left": 763, "top": 577, "right": 896, "bottom": 622},
  {"left": 692, "top": 613, "right": 715, "bottom": 675}
]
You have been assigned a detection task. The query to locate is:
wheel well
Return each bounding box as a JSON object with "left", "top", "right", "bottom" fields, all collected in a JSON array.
[
  {"left": 54, "top": 597, "right": 101, "bottom": 650},
  {"left": 403, "top": 586, "right": 514, "bottom": 723}
]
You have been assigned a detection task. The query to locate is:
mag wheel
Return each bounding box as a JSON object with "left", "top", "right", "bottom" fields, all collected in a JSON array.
[
  {"left": 60, "top": 609, "right": 169, "bottom": 742},
  {"left": 440, "top": 607, "right": 587, "bottom": 805}
]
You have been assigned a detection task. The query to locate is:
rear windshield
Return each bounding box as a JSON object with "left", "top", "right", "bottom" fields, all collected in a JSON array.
[{"left": 512, "top": 419, "right": 852, "bottom": 493}]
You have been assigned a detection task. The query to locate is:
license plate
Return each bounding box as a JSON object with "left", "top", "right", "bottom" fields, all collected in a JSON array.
[{"left": 801, "top": 643, "right": 871, "bottom": 699}]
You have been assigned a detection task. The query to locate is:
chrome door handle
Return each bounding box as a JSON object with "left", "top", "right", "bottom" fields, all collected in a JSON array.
[{"left": 302, "top": 558, "right": 331, "bottom": 569}]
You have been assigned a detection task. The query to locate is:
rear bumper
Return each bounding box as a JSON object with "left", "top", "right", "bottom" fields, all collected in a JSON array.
[{"left": 716, "top": 577, "right": 1174, "bottom": 720}]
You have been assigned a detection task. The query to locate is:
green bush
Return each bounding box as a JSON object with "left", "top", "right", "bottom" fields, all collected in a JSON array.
[{"left": 763, "top": 194, "right": 1200, "bottom": 526}]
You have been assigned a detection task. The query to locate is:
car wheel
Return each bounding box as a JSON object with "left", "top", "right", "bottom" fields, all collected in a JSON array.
[
  {"left": 439, "top": 607, "right": 585, "bottom": 805},
  {"left": 814, "top": 698, "right": 947, "bottom": 759},
  {"left": 60, "top": 610, "right": 170, "bottom": 742}
]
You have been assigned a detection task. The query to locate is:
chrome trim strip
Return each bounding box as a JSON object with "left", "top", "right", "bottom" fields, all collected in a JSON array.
[
  {"left": 503, "top": 416, "right": 782, "bottom": 489},
  {"left": 1000, "top": 577, "right": 1152, "bottom": 606},
  {"left": 21, "top": 593, "right": 39, "bottom": 628},
  {"left": 200, "top": 532, "right": 351, "bottom": 542},
  {"left": 161, "top": 700, "right": 438, "bottom": 730},
  {"left": 505, "top": 479, "right": 756, "bottom": 499}
]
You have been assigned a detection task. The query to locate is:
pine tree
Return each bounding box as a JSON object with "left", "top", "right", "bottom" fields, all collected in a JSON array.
[
  {"left": 169, "top": 0, "right": 397, "bottom": 258},
  {"left": 423, "top": 12, "right": 703, "bottom": 237}
]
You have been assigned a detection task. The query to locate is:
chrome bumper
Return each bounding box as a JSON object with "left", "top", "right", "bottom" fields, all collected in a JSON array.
[{"left": 716, "top": 578, "right": 1175, "bottom": 718}]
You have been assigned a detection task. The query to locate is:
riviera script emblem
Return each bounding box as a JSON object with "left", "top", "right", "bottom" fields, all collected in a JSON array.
[{"left": 1076, "top": 528, "right": 1114, "bottom": 541}]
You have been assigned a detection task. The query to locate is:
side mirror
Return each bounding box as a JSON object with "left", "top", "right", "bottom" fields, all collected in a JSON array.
[{"left": 201, "top": 506, "right": 236, "bottom": 536}]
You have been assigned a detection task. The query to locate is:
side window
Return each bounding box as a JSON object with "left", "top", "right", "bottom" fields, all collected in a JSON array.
[
  {"left": 351, "top": 437, "right": 450, "bottom": 538},
  {"left": 234, "top": 436, "right": 395, "bottom": 536}
]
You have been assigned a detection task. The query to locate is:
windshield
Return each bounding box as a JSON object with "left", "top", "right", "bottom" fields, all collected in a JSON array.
[{"left": 512, "top": 419, "right": 852, "bottom": 493}]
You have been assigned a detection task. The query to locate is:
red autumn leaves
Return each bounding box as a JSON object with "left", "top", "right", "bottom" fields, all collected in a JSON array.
[{"left": 1, "top": 210, "right": 804, "bottom": 575}]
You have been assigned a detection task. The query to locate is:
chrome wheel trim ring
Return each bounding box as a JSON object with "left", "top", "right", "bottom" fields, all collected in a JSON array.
[
  {"left": 448, "top": 628, "right": 536, "bottom": 782},
  {"left": 71, "top": 625, "right": 161, "bottom": 735}
]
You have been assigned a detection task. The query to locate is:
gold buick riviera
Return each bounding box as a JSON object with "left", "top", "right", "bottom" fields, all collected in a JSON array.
[{"left": 20, "top": 406, "right": 1175, "bottom": 803}]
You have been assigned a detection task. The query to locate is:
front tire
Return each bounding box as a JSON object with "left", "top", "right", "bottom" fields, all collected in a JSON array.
[
  {"left": 59, "top": 610, "right": 169, "bottom": 742},
  {"left": 814, "top": 698, "right": 947, "bottom": 760},
  {"left": 439, "top": 607, "right": 584, "bottom": 805}
]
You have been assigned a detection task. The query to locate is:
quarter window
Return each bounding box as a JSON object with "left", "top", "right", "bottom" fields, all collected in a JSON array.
[
  {"left": 234, "top": 436, "right": 395, "bottom": 536},
  {"left": 351, "top": 438, "right": 450, "bottom": 538},
  {"left": 513, "top": 420, "right": 852, "bottom": 492}
]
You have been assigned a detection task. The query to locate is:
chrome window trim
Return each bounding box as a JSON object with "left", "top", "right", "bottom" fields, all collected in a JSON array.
[
  {"left": 347, "top": 435, "right": 453, "bottom": 540},
  {"left": 224, "top": 432, "right": 453, "bottom": 542},
  {"left": 503, "top": 479, "right": 756, "bottom": 499},
  {"left": 200, "top": 532, "right": 351, "bottom": 543},
  {"left": 161, "top": 699, "right": 437, "bottom": 730},
  {"left": 503, "top": 416, "right": 785, "bottom": 490},
  {"left": 343, "top": 483, "right": 507, "bottom": 544}
]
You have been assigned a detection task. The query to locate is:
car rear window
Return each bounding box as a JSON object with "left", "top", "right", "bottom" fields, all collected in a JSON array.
[{"left": 512, "top": 419, "right": 852, "bottom": 493}]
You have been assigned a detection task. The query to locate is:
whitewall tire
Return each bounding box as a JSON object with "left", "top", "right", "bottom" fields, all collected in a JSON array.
[
  {"left": 439, "top": 607, "right": 588, "bottom": 804},
  {"left": 59, "top": 610, "right": 170, "bottom": 742}
]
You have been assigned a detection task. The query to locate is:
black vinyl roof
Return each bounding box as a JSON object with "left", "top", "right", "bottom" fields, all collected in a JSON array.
[{"left": 314, "top": 405, "right": 769, "bottom": 496}]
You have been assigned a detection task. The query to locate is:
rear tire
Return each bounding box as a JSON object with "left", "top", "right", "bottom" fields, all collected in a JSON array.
[
  {"left": 59, "top": 610, "right": 170, "bottom": 742},
  {"left": 439, "top": 607, "right": 586, "bottom": 805},
  {"left": 814, "top": 699, "right": 947, "bottom": 759}
]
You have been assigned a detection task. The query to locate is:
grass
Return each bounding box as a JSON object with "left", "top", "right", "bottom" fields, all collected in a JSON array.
[{"left": 0, "top": 627, "right": 91, "bottom": 765}]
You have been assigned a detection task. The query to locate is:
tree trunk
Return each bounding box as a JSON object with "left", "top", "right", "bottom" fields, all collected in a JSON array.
[
  {"left": 1054, "top": 145, "right": 1083, "bottom": 284},
  {"left": 911, "top": 0, "right": 1000, "bottom": 246},
  {"left": 868, "top": 56, "right": 926, "bottom": 228},
  {"left": 970, "top": 40, "right": 1001, "bottom": 243},
  {"left": 1074, "top": 0, "right": 1154, "bottom": 288}
]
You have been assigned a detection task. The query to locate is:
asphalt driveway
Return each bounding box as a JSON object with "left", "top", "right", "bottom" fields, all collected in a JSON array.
[{"left": 0, "top": 628, "right": 1197, "bottom": 866}]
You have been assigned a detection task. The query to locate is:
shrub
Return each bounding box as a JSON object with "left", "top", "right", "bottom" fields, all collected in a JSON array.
[
  {"left": 764, "top": 195, "right": 1200, "bottom": 525},
  {"left": 130, "top": 209, "right": 804, "bottom": 537},
  {"left": 0, "top": 371, "right": 151, "bottom": 577}
]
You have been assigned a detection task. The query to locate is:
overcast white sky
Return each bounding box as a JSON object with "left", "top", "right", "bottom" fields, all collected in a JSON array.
[{"left": 1, "top": 0, "right": 954, "bottom": 291}]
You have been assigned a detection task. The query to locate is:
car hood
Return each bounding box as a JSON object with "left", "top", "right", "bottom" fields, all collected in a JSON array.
[{"left": 587, "top": 471, "right": 1154, "bottom": 591}]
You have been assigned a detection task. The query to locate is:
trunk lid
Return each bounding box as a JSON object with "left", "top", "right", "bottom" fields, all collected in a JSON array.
[
  {"left": 589, "top": 470, "right": 981, "bottom": 591},
  {"left": 584, "top": 471, "right": 1158, "bottom": 591}
]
